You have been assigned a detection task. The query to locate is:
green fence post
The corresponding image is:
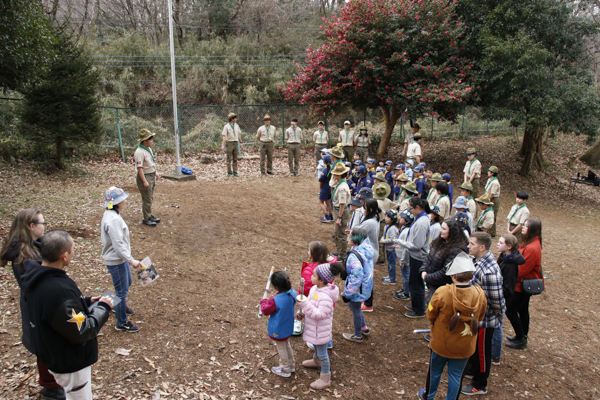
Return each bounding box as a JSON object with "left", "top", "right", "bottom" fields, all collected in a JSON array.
[
  {"left": 116, "top": 108, "right": 126, "bottom": 162},
  {"left": 325, "top": 110, "right": 330, "bottom": 148},
  {"left": 281, "top": 105, "right": 285, "bottom": 147}
]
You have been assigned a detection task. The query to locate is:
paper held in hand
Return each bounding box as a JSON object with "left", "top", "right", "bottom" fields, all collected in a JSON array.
[{"left": 132, "top": 257, "right": 159, "bottom": 286}]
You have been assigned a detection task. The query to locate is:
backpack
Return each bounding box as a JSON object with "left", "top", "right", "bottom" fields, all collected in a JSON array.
[{"left": 342, "top": 249, "right": 365, "bottom": 294}]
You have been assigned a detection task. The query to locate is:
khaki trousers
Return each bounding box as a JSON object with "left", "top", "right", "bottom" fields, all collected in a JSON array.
[
  {"left": 334, "top": 207, "right": 350, "bottom": 259},
  {"left": 510, "top": 223, "right": 522, "bottom": 242},
  {"left": 136, "top": 172, "right": 155, "bottom": 221},
  {"left": 274, "top": 339, "right": 295, "bottom": 373},
  {"left": 259, "top": 141, "right": 274, "bottom": 174},
  {"left": 287, "top": 143, "right": 300, "bottom": 174},
  {"left": 490, "top": 197, "right": 500, "bottom": 237},
  {"left": 471, "top": 177, "right": 480, "bottom": 202},
  {"left": 315, "top": 144, "right": 327, "bottom": 163},
  {"left": 356, "top": 146, "right": 369, "bottom": 164},
  {"left": 343, "top": 145, "right": 354, "bottom": 162},
  {"left": 225, "top": 141, "right": 239, "bottom": 174}
]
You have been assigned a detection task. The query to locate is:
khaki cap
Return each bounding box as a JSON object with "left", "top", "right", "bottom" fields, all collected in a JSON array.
[
  {"left": 431, "top": 172, "right": 444, "bottom": 182},
  {"left": 331, "top": 162, "right": 350, "bottom": 175},
  {"left": 460, "top": 181, "right": 474, "bottom": 191},
  {"left": 138, "top": 128, "right": 155, "bottom": 142},
  {"left": 475, "top": 193, "right": 493, "bottom": 205},
  {"left": 373, "top": 182, "right": 392, "bottom": 199}
]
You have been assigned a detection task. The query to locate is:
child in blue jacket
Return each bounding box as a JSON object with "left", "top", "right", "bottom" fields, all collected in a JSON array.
[{"left": 260, "top": 271, "right": 297, "bottom": 377}]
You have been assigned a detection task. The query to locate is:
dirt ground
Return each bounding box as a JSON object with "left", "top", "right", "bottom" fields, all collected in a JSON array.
[{"left": 1, "top": 134, "right": 600, "bottom": 400}]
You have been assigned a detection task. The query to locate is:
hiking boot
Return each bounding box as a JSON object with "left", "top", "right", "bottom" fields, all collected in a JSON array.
[
  {"left": 302, "top": 356, "right": 321, "bottom": 369},
  {"left": 149, "top": 216, "right": 160, "bottom": 223},
  {"left": 310, "top": 372, "right": 331, "bottom": 390},
  {"left": 142, "top": 219, "right": 157, "bottom": 227},
  {"left": 491, "top": 357, "right": 500, "bottom": 366},
  {"left": 342, "top": 333, "right": 362, "bottom": 342},
  {"left": 115, "top": 321, "right": 140, "bottom": 332},
  {"left": 506, "top": 337, "right": 527, "bottom": 349},
  {"left": 40, "top": 387, "right": 66, "bottom": 400},
  {"left": 461, "top": 384, "right": 488, "bottom": 395},
  {"left": 271, "top": 366, "right": 291, "bottom": 378},
  {"left": 404, "top": 311, "right": 425, "bottom": 319}
]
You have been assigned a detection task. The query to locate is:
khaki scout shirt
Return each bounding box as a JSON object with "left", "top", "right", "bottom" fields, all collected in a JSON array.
[
  {"left": 485, "top": 178, "right": 501, "bottom": 197},
  {"left": 436, "top": 195, "right": 451, "bottom": 220},
  {"left": 313, "top": 130, "right": 329, "bottom": 145},
  {"left": 406, "top": 142, "right": 422, "bottom": 160},
  {"left": 285, "top": 126, "right": 302, "bottom": 144},
  {"left": 354, "top": 134, "right": 370, "bottom": 147},
  {"left": 463, "top": 159, "right": 482, "bottom": 179},
  {"left": 399, "top": 196, "right": 413, "bottom": 212},
  {"left": 134, "top": 147, "right": 156, "bottom": 174},
  {"left": 339, "top": 129, "right": 354, "bottom": 146},
  {"left": 222, "top": 122, "right": 242, "bottom": 142},
  {"left": 257, "top": 125, "right": 276, "bottom": 142},
  {"left": 507, "top": 204, "right": 530, "bottom": 225},
  {"left": 332, "top": 180, "right": 351, "bottom": 208},
  {"left": 466, "top": 197, "right": 477, "bottom": 216},
  {"left": 476, "top": 208, "right": 494, "bottom": 230},
  {"left": 427, "top": 188, "right": 439, "bottom": 206}
]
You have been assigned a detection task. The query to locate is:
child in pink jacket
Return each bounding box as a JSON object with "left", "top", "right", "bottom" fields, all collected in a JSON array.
[{"left": 297, "top": 263, "right": 343, "bottom": 390}]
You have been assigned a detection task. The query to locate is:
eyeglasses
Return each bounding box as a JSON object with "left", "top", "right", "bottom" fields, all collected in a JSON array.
[{"left": 34, "top": 222, "right": 48, "bottom": 226}]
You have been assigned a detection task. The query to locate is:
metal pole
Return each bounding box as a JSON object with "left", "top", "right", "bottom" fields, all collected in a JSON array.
[
  {"left": 167, "top": 0, "right": 182, "bottom": 174},
  {"left": 116, "top": 108, "right": 126, "bottom": 162},
  {"left": 325, "top": 110, "right": 330, "bottom": 148}
]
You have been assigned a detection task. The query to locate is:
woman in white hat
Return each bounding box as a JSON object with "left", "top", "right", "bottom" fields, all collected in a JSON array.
[{"left": 101, "top": 187, "right": 141, "bottom": 333}]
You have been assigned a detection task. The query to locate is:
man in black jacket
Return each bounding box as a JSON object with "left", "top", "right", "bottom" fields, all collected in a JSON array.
[{"left": 22, "top": 230, "right": 113, "bottom": 400}]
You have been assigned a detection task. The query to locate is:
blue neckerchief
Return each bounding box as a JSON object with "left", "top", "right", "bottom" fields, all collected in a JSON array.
[{"left": 407, "top": 211, "right": 428, "bottom": 236}]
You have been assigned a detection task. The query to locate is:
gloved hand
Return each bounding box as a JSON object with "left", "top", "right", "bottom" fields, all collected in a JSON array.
[{"left": 342, "top": 295, "right": 351, "bottom": 303}]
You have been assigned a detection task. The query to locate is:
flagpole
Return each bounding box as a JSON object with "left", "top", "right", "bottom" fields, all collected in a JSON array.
[{"left": 167, "top": 0, "right": 182, "bottom": 175}]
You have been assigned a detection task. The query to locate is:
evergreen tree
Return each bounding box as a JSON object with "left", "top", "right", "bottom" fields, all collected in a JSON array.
[{"left": 19, "top": 33, "right": 101, "bottom": 168}]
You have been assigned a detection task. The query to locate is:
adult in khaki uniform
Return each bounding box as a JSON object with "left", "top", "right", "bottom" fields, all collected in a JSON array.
[
  {"left": 256, "top": 114, "right": 276, "bottom": 175},
  {"left": 463, "top": 148, "right": 481, "bottom": 200},
  {"left": 474, "top": 194, "right": 494, "bottom": 233},
  {"left": 339, "top": 121, "right": 355, "bottom": 162},
  {"left": 484, "top": 166, "right": 501, "bottom": 237},
  {"left": 402, "top": 123, "right": 419, "bottom": 157},
  {"left": 134, "top": 129, "right": 161, "bottom": 227},
  {"left": 221, "top": 113, "right": 244, "bottom": 177},
  {"left": 313, "top": 121, "right": 329, "bottom": 163},
  {"left": 285, "top": 117, "right": 302, "bottom": 176},
  {"left": 331, "top": 162, "right": 352, "bottom": 259},
  {"left": 406, "top": 133, "right": 423, "bottom": 165},
  {"left": 354, "top": 126, "right": 371, "bottom": 164}
]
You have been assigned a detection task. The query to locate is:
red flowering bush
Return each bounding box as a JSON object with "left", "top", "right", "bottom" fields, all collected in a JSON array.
[{"left": 283, "top": 0, "right": 476, "bottom": 157}]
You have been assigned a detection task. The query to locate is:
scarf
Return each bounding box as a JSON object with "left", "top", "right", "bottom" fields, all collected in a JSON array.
[{"left": 138, "top": 143, "right": 155, "bottom": 163}]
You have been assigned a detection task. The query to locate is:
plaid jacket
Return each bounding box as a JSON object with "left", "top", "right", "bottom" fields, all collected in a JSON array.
[{"left": 470, "top": 251, "right": 506, "bottom": 328}]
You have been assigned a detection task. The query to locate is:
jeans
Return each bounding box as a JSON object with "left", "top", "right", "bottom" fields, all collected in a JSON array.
[
  {"left": 491, "top": 316, "right": 503, "bottom": 359},
  {"left": 408, "top": 257, "right": 425, "bottom": 315},
  {"left": 386, "top": 249, "right": 397, "bottom": 282},
  {"left": 400, "top": 263, "right": 410, "bottom": 294},
  {"left": 50, "top": 366, "right": 92, "bottom": 400},
  {"left": 506, "top": 291, "right": 531, "bottom": 340},
  {"left": 106, "top": 262, "right": 132, "bottom": 326},
  {"left": 348, "top": 301, "right": 366, "bottom": 338},
  {"left": 314, "top": 344, "right": 331, "bottom": 374},
  {"left": 425, "top": 351, "right": 469, "bottom": 400}
]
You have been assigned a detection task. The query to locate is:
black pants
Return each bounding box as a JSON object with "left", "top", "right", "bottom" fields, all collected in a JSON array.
[
  {"left": 467, "top": 327, "right": 494, "bottom": 390},
  {"left": 408, "top": 257, "right": 425, "bottom": 314},
  {"left": 506, "top": 291, "right": 531, "bottom": 339}
]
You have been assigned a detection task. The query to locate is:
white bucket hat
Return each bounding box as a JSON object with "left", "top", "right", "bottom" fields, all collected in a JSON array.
[{"left": 445, "top": 252, "right": 475, "bottom": 276}]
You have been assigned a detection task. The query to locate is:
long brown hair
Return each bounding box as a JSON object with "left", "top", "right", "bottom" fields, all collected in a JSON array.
[
  {"left": 0, "top": 209, "right": 42, "bottom": 267},
  {"left": 309, "top": 241, "right": 330, "bottom": 264},
  {"left": 431, "top": 220, "right": 469, "bottom": 260},
  {"left": 521, "top": 218, "right": 542, "bottom": 249}
]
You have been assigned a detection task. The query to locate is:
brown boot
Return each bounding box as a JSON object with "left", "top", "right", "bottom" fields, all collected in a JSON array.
[
  {"left": 302, "top": 356, "right": 321, "bottom": 369},
  {"left": 310, "top": 372, "right": 331, "bottom": 390}
]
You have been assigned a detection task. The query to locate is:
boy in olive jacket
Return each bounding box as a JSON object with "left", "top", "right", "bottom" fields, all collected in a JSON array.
[{"left": 417, "top": 252, "right": 487, "bottom": 400}]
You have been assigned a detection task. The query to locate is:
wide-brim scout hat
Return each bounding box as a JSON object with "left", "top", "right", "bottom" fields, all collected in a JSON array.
[
  {"left": 431, "top": 172, "right": 444, "bottom": 182},
  {"left": 349, "top": 198, "right": 363, "bottom": 207},
  {"left": 431, "top": 205, "right": 441, "bottom": 216},
  {"left": 460, "top": 181, "right": 473, "bottom": 191},
  {"left": 385, "top": 209, "right": 399, "bottom": 222},
  {"left": 413, "top": 133, "right": 423, "bottom": 140},
  {"left": 228, "top": 112, "right": 237, "bottom": 121},
  {"left": 395, "top": 173, "right": 409, "bottom": 182},
  {"left": 373, "top": 172, "right": 387, "bottom": 182},
  {"left": 263, "top": 114, "right": 271, "bottom": 121},
  {"left": 359, "top": 126, "right": 368, "bottom": 132},
  {"left": 331, "top": 162, "right": 350, "bottom": 175},
  {"left": 453, "top": 196, "right": 468, "bottom": 209},
  {"left": 399, "top": 208, "right": 415, "bottom": 222},
  {"left": 104, "top": 186, "right": 129, "bottom": 209},
  {"left": 475, "top": 193, "right": 493, "bottom": 205},
  {"left": 373, "top": 182, "right": 392, "bottom": 200},
  {"left": 445, "top": 252, "right": 475, "bottom": 275},
  {"left": 489, "top": 166, "right": 499, "bottom": 174},
  {"left": 404, "top": 181, "right": 418, "bottom": 195},
  {"left": 329, "top": 146, "right": 345, "bottom": 159},
  {"left": 138, "top": 128, "right": 155, "bottom": 142},
  {"left": 466, "top": 148, "right": 477, "bottom": 155}
]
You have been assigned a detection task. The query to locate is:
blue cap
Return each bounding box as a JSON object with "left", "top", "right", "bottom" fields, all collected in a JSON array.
[
  {"left": 344, "top": 161, "right": 352, "bottom": 167},
  {"left": 395, "top": 164, "right": 405, "bottom": 170},
  {"left": 405, "top": 160, "right": 414, "bottom": 166},
  {"left": 414, "top": 166, "right": 423, "bottom": 173},
  {"left": 453, "top": 196, "right": 468, "bottom": 209},
  {"left": 354, "top": 160, "right": 363, "bottom": 166},
  {"left": 320, "top": 148, "right": 330, "bottom": 154},
  {"left": 376, "top": 166, "right": 386, "bottom": 173},
  {"left": 322, "top": 155, "right": 332, "bottom": 164},
  {"left": 357, "top": 165, "right": 367, "bottom": 174},
  {"left": 367, "top": 158, "right": 375, "bottom": 164},
  {"left": 442, "top": 173, "right": 451, "bottom": 181},
  {"left": 418, "top": 162, "right": 427, "bottom": 169},
  {"left": 385, "top": 160, "right": 394, "bottom": 166}
]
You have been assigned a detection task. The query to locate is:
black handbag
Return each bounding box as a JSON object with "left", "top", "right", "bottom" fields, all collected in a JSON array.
[{"left": 521, "top": 264, "right": 545, "bottom": 295}]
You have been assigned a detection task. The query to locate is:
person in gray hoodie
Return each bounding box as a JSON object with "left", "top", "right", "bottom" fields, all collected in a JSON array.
[
  {"left": 101, "top": 187, "right": 140, "bottom": 332},
  {"left": 394, "top": 197, "right": 431, "bottom": 318}
]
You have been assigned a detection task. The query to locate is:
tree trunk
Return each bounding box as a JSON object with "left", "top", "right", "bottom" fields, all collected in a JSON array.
[
  {"left": 377, "top": 104, "right": 401, "bottom": 160},
  {"left": 519, "top": 125, "right": 544, "bottom": 176},
  {"left": 579, "top": 139, "right": 600, "bottom": 168},
  {"left": 56, "top": 140, "right": 63, "bottom": 169}
]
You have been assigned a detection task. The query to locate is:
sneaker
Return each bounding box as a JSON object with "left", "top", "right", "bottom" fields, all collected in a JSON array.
[
  {"left": 267, "top": 171, "right": 274, "bottom": 175},
  {"left": 227, "top": 173, "right": 233, "bottom": 176},
  {"left": 342, "top": 333, "right": 362, "bottom": 342},
  {"left": 423, "top": 334, "right": 431, "bottom": 342},
  {"left": 505, "top": 338, "right": 527, "bottom": 349},
  {"left": 461, "top": 384, "right": 488, "bottom": 395},
  {"left": 417, "top": 388, "right": 427, "bottom": 400},
  {"left": 149, "top": 216, "right": 160, "bottom": 223},
  {"left": 382, "top": 277, "right": 396, "bottom": 285},
  {"left": 361, "top": 328, "right": 371, "bottom": 336},
  {"left": 115, "top": 321, "right": 140, "bottom": 332},
  {"left": 271, "top": 366, "right": 291, "bottom": 378},
  {"left": 381, "top": 276, "right": 389, "bottom": 281},
  {"left": 404, "top": 311, "right": 425, "bottom": 319},
  {"left": 40, "top": 386, "right": 66, "bottom": 400},
  {"left": 491, "top": 357, "right": 500, "bottom": 366},
  {"left": 404, "top": 304, "right": 413, "bottom": 311},
  {"left": 233, "top": 172, "right": 239, "bottom": 177},
  {"left": 320, "top": 217, "right": 329, "bottom": 223},
  {"left": 361, "top": 304, "right": 373, "bottom": 312},
  {"left": 112, "top": 307, "right": 135, "bottom": 315},
  {"left": 397, "top": 293, "right": 411, "bottom": 300},
  {"left": 261, "top": 172, "right": 266, "bottom": 176},
  {"left": 142, "top": 219, "right": 157, "bottom": 227}
]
